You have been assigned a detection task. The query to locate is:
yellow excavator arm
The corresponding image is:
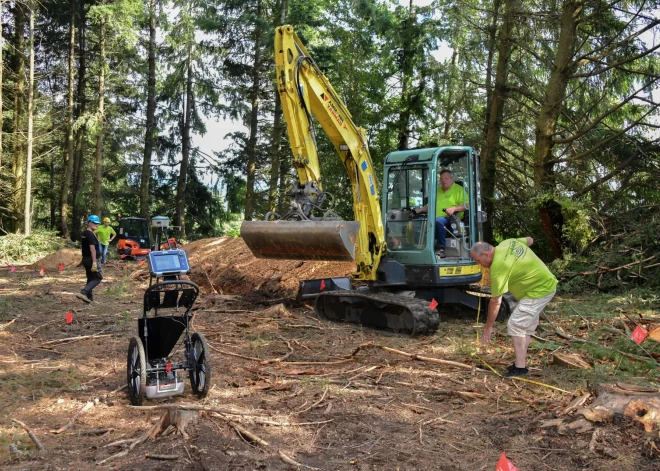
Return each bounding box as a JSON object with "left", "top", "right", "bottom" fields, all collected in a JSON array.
[{"left": 241, "top": 25, "right": 386, "bottom": 280}]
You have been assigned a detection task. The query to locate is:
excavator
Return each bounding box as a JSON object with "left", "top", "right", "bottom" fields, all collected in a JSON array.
[{"left": 241, "top": 25, "right": 513, "bottom": 335}]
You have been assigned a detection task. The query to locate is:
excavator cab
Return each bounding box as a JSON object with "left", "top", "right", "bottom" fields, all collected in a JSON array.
[{"left": 377, "top": 146, "right": 484, "bottom": 288}]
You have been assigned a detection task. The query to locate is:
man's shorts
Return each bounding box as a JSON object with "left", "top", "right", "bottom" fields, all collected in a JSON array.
[{"left": 507, "top": 290, "right": 556, "bottom": 337}]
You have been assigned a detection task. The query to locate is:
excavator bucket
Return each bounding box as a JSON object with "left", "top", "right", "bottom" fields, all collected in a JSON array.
[{"left": 240, "top": 220, "right": 360, "bottom": 261}]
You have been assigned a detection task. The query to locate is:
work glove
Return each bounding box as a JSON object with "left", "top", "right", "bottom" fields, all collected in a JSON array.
[
  {"left": 91, "top": 262, "right": 98, "bottom": 273},
  {"left": 411, "top": 209, "right": 417, "bottom": 217}
]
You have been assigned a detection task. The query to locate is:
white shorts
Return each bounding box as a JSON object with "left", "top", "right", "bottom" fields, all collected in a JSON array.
[{"left": 507, "top": 290, "right": 556, "bottom": 337}]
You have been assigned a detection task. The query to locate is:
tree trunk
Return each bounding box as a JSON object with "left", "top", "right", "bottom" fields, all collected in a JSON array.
[
  {"left": 243, "top": 0, "right": 263, "bottom": 221},
  {"left": 176, "top": 44, "right": 193, "bottom": 236},
  {"left": 396, "top": 0, "right": 415, "bottom": 151},
  {"left": 140, "top": 0, "right": 157, "bottom": 219},
  {"left": 60, "top": 0, "right": 76, "bottom": 240},
  {"left": 268, "top": 0, "right": 287, "bottom": 213},
  {"left": 24, "top": 8, "right": 34, "bottom": 236},
  {"left": 11, "top": 2, "right": 26, "bottom": 233},
  {"left": 533, "top": 0, "right": 582, "bottom": 258},
  {"left": 442, "top": 47, "right": 459, "bottom": 141},
  {"left": 94, "top": 20, "right": 106, "bottom": 216},
  {"left": 482, "top": 0, "right": 502, "bottom": 137},
  {"left": 71, "top": 6, "right": 88, "bottom": 241},
  {"left": 480, "top": 0, "right": 515, "bottom": 245},
  {"left": 50, "top": 154, "right": 56, "bottom": 229},
  {"left": 0, "top": 0, "right": 4, "bottom": 170}
]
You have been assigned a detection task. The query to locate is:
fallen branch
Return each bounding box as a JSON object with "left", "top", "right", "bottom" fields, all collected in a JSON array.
[
  {"left": 417, "top": 389, "right": 489, "bottom": 400},
  {"left": 51, "top": 401, "right": 95, "bottom": 434},
  {"left": 347, "top": 342, "right": 475, "bottom": 370},
  {"left": 280, "top": 359, "right": 354, "bottom": 366},
  {"left": 297, "top": 387, "right": 329, "bottom": 414},
  {"left": 145, "top": 454, "right": 178, "bottom": 461},
  {"left": 279, "top": 450, "right": 321, "bottom": 470},
  {"left": 130, "top": 403, "right": 259, "bottom": 417},
  {"left": 206, "top": 343, "right": 262, "bottom": 362},
  {"left": 227, "top": 420, "right": 269, "bottom": 447},
  {"left": 12, "top": 418, "right": 45, "bottom": 451},
  {"left": 0, "top": 318, "right": 17, "bottom": 330},
  {"left": 252, "top": 418, "right": 333, "bottom": 427},
  {"left": 201, "top": 265, "right": 219, "bottom": 294},
  {"left": 261, "top": 337, "right": 294, "bottom": 365},
  {"left": 42, "top": 332, "right": 111, "bottom": 346},
  {"left": 97, "top": 434, "right": 147, "bottom": 465}
]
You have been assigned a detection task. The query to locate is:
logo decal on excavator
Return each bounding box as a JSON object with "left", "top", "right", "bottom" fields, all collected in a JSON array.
[
  {"left": 361, "top": 161, "right": 368, "bottom": 171},
  {"left": 368, "top": 174, "right": 375, "bottom": 195},
  {"left": 321, "top": 93, "right": 348, "bottom": 130}
]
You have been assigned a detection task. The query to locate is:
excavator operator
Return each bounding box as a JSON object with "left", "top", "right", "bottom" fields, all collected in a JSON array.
[{"left": 412, "top": 169, "right": 467, "bottom": 257}]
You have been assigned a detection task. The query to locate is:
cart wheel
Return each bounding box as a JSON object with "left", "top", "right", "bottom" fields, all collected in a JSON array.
[
  {"left": 127, "top": 336, "right": 147, "bottom": 405},
  {"left": 189, "top": 332, "right": 211, "bottom": 397}
]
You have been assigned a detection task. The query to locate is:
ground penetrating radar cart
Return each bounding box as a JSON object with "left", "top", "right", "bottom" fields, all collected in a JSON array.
[{"left": 126, "top": 217, "right": 211, "bottom": 405}]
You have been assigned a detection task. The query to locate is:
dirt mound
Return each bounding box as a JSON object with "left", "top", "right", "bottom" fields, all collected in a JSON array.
[
  {"left": 29, "top": 248, "right": 80, "bottom": 270},
  {"left": 186, "top": 237, "right": 353, "bottom": 297}
]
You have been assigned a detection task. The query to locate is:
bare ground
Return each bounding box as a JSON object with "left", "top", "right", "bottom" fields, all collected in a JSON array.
[{"left": 1, "top": 238, "right": 660, "bottom": 470}]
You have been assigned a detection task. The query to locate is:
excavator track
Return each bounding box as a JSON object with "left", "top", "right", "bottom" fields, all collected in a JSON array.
[{"left": 315, "top": 290, "right": 439, "bottom": 336}]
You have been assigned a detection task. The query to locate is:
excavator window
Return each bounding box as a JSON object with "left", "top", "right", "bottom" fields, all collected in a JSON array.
[{"left": 385, "top": 166, "right": 428, "bottom": 251}]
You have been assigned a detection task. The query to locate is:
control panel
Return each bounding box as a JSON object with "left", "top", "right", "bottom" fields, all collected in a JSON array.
[{"left": 147, "top": 250, "right": 190, "bottom": 276}]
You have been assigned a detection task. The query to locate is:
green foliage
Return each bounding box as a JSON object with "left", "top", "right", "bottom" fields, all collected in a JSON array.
[
  {"left": 529, "top": 193, "right": 596, "bottom": 252},
  {"left": 553, "top": 207, "right": 660, "bottom": 294},
  {"left": 0, "top": 231, "right": 68, "bottom": 264}
]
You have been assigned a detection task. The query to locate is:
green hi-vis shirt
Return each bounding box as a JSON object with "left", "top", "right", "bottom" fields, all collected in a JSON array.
[
  {"left": 435, "top": 183, "right": 467, "bottom": 218},
  {"left": 491, "top": 238, "right": 558, "bottom": 300},
  {"left": 95, "top": 225, "right": 116, "bottom": 246}
]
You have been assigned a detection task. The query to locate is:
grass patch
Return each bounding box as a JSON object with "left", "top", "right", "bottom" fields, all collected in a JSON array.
[{"left": 106, "top": 280, "right": 128, "bottom": 296}]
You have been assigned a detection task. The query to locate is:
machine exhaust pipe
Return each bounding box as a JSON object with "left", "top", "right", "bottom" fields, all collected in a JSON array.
[{"left": 240, "top": 220, "right": 360, "bottom": 261}]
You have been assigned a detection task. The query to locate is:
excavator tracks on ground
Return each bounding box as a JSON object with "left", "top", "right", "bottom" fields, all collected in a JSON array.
[{"left": 315, "top": 290, "right": 439, "bottom": 336}]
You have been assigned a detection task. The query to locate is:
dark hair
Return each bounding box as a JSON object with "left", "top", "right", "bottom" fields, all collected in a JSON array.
[{"left": 440, "top": 169, "right": 454, "bottom": 177}]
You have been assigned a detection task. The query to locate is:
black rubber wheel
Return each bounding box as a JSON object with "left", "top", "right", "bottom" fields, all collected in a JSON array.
[
  {"left": 127, "top": 336, "right": 147, "bottom": 405},
  {"left": 189, "top": 332, "right": 211, "bottom": 397}
]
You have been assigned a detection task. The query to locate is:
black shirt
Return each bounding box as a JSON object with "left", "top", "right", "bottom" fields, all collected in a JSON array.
[{"left": 81, "top": 229, "right": 100, "bottom": 258}]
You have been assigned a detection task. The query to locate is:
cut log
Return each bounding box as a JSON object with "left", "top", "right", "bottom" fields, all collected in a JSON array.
[
  {"left": 648, "top": 326, "right": 660, "bottom": 343},
  {"left": 550, "top": 352, "right": 592, "bottom": 369},
  {"left": 579, "top": 392, "right": 660, "bottom": 431}
]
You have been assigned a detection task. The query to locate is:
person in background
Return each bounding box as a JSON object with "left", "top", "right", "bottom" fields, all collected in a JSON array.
[
  {"left": 76, "top": 215, "right": 103, "bottom": 303},
  {"left": 95, "top": 217, "right": 116, "bottom": 264},
  {"left": 412, "top": 169, "right": 467, "bottom": 257},
  {"left": 470, "top": 238, "right": 558, "bottom": 377}
]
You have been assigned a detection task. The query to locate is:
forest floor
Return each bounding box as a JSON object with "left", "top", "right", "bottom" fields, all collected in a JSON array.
[{"left": 2, "top": 237, "right": 660, "bottom": 470}]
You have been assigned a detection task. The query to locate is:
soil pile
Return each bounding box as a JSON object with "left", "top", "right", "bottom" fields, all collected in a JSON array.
[
  {"left": 186, "top": 237, "right": 354, "bottom": 297},
  {"left": 28, "top": 248, "right": 80, "bottom": 270}
]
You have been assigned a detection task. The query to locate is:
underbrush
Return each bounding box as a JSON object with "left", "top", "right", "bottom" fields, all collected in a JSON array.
[
  {"left": 553, "top": 207, "right": 660, "bottom": 295},
  {"left": 0, "top": 231, "right": 71, "bottom": 264}
]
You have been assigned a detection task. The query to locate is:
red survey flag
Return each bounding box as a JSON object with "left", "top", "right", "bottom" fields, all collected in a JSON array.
[
  {"left": 120, "top": 254, "right": 126, "bottom": 259},
  {"left": 632, "top": 325, "right": 648, "bottom": 344},
  {"left": 10, "top": 266, "right": 16, "bottom": 273},
  {"left": 495, "top": 452, "right": 519, "bottom": 471},
  {"left": 429, "top": 298, "right": 438, "bottom": 310},
  {"left": 65, "top": 312, "right": 73, "bottom": 324},
  {"left": 58, "top": 263, "right": 65, "bottom": 271},
  {"left": 320, "top": 280, "right": 326, "bottom": 290},
  {"left": 138, "top": 259, "right": 144, "bottom": 265},
  {"left": 39, "top": 267, "right": 46, "bottom": 277}
]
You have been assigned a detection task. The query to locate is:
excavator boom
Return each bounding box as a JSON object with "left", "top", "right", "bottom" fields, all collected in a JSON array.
[{"left": 241, "top": 26, "right": 386, "bottom": 279}]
